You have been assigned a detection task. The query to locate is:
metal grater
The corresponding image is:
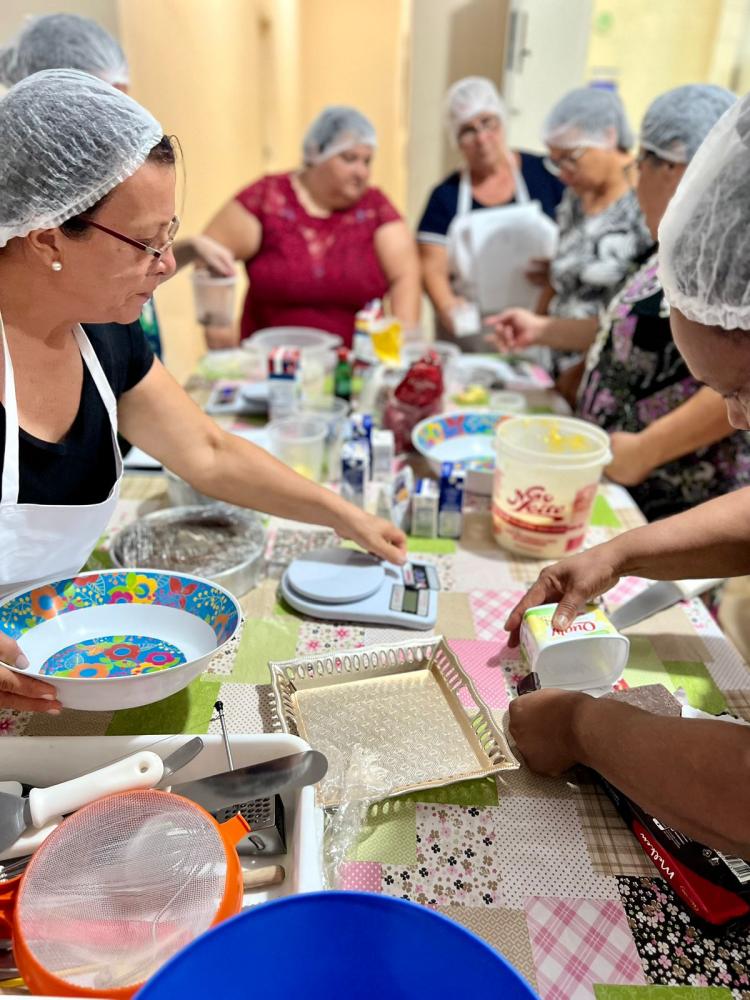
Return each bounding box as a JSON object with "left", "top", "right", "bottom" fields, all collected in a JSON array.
[
  {"left": 211, "top": 700, "right": 287, "bottom": 855},
  {"left": 212, "top": 793, "right": 286, "bottom": 856}
]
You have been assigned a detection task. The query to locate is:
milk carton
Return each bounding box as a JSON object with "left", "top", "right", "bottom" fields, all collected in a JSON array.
[
  {"left": 411, "top": 478, "right": 439, "bottom": 538},
  {"left": 267, "top": 347, "right": 301, "bottom": 421},
  {"left": 438, "top": 461, "right": 464, "bottom": 539}
]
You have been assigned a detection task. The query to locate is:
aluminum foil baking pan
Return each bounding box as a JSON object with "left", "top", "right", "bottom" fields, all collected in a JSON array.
[{"left": 111, "top": 504, "right": 266, "bottom": 597}]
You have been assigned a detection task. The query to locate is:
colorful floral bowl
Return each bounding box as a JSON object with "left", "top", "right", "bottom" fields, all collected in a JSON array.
[
  {"left": 411, "top": 410, "right": 509, "bottom": 495},
  {"left": 0, "top": 570, "right": 241, "bottom": 711}
]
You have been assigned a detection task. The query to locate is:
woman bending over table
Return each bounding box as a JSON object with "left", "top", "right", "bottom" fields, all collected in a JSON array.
[
  {"left": 505, "top": 91, "right": 750, "bottom": 857},
  {"left": 0, "top": 71, "right": 406, "bottom": 715},
  {"left": 201, "top": 106, "right": 420, "bottom": 348},
  {"left": 491, "top": 84, "right": 750, "bottom": 522}
]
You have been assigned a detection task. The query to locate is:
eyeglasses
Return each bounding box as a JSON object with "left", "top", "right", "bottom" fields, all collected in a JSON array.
[
  {"left": 80, "top": 214, "right": 180, "bottom": 259},
  {"left": 635, "top": 149, "right": 673, "bottom": 169},
  {"left": 457, "top": 116, "right": 501, "bottom": 145},
  {"left": 543, "top": 148, "right": 588, "bottom": 176}
]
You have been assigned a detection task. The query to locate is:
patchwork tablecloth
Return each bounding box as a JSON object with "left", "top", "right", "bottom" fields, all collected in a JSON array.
[{"left": 4, "top": 424, "right": 750, "bottom": 997}]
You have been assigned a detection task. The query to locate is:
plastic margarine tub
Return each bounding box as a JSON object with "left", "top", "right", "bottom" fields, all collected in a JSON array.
[{"left": 520, "top": 604, "right": 630, "bottom": 694}]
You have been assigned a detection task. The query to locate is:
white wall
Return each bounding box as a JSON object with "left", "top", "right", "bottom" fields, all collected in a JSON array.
[
  {"left": 0, "top": 0, "right": 118, "bottom": 39},
  {"left": 406, "top": 0, "right": 509, "bottom": 226}
]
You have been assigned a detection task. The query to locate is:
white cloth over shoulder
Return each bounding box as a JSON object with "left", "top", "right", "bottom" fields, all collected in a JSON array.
[{"left": 448, "top": 169, "right": 558, "bottom": 314}]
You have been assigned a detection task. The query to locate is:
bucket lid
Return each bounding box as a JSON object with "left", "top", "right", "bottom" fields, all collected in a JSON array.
[{"left": 496, "top": 415, "right": 611, "bottom": 468}]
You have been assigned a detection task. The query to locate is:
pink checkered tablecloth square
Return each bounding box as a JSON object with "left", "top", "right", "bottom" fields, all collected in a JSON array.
[
  {"left": 448, "top": 639, "right": 511, "bottom": 710},
  {"left": 469, "top": 590, "right": 527, "bottom": 641},
  {"left": 525, "top": 896, "right": 646, "bottom": 1000}
]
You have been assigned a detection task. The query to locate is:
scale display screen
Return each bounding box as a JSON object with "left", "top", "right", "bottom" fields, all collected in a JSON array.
[{"left": 402, "top": 589, "right": 419, "bottom": 615}]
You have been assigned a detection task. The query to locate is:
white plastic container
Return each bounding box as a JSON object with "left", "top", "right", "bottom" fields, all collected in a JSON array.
[
  {"left": 0, "top": 733, "right": 323, "bottom": 902},
  {"left": 492, "top": 415, "right": 611, "bottom": 558},
  {"left": 243, "top": 327, "right": 342, "bottom": 400},
  {"left": 520, "top": 603, "right": 630, "bottom": 694}
]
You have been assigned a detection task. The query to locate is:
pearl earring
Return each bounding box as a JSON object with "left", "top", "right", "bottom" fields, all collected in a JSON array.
[{"left": 51, "top": 261, "right": 62, "bottom": 272}]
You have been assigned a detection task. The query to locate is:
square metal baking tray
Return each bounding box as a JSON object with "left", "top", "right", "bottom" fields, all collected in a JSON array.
[{"left": 269, "top": 635, "right": 518, "bottom": 806}]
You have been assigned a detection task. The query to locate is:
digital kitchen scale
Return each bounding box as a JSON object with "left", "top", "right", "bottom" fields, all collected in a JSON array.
[{"left": 280, "top": 547, "right": 439, "bottom": 629}]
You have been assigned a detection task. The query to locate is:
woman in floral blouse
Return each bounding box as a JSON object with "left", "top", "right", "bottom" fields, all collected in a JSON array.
[{"left": 492, "top": 85, "right": 750, "bottom": 520}]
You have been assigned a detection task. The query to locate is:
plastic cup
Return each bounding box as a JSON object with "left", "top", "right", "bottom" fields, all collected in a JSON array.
[
  {"left": 268, "top": 415, "right": 328, "bottom": 482},
  {"left": 192, "top": 271, "right": 236, "bottom": 325},
  {"left": 492, "top": 415, "right": 611, "bottom": 558},
  {"left": 243, "top": 327, "right": 342, "bottom": 399},
  {"left": 294, "top": 397, "right": 349, "bottom": 479}
]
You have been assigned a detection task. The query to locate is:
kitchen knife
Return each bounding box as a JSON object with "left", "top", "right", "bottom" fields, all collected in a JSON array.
[
  {"left": 610, "top": 578, "right": 723, "bottom": 631},
  {"left": 170, "top": 750, "right": 328, "bottom": 813}
]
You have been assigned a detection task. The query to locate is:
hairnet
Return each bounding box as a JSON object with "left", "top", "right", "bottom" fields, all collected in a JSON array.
[
  {"left": 444, "top": 76, "right": 506, "bottom": 142},
  {"left": 0, "top": 13, "right": 128, "bottom": 87},
  {"left": 302, "top": 106, "right": 377, "bottom": 165},
  {"left": 641, "top": 84, "right": 735, "bottom": 164},
  {"left": 659, "top": 93, "right": 750, "bottom": 330},
  {"left": 0, "top": 69, "right": 163, "bottom": 248},
  {"left": 542, "top": 87, "right": 633, "bottom": 150}
]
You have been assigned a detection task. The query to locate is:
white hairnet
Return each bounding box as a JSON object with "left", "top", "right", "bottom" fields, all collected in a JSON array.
[
  {"left": 641, "top": 84, "right": 736, "bottom": 164},
  {"left": 0, "top": 69, "right": 163, "bottom": 248},
  {"left": 542, "top": 87, "right": 633, "bottom": 150},
  {"left": 302, "top": 106, "right": 377, "bottom": 165},
  {"left": 0, "top": 13, "right": 128, "bottom": 87},
  {"left": 444, "top": 76, "right": 506, "bottom": 142},
  {"left": 659, "top": 93, "right": 750, "bottom": 330}
]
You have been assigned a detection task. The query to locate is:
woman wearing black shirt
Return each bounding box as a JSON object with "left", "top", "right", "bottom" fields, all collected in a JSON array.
[{"left": 0, "top": 71, "right": 406, "bottom": 715}]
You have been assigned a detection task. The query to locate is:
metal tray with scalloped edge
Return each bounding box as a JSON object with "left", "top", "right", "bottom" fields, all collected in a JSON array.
[{"left": 269, "top": 634, "right": 518, "bottom": 807}]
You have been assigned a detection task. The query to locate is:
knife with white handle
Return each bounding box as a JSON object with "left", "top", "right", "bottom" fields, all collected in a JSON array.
[
  {"left": 610, "top": 579, "right": 723, "bottom": 630},
  {"left": 0, "top": 750, "right": 164, "bottom": 853}
]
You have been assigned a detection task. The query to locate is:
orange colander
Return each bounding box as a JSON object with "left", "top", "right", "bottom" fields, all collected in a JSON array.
[{"left": 12, "top": 789, "right": 249, "bottom": 998}]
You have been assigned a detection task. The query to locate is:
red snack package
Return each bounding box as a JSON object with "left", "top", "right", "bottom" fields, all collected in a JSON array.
[
  {"left": 394, "top": 351, "right": 444, "bottom": 409},
  {"left": 383, "top": 352, "right": 445, "bottom": 453}
]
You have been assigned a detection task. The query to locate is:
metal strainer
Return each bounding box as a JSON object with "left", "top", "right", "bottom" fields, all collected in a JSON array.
[{"left": 13, "top": 789, "right": 249, "bottom": 998}]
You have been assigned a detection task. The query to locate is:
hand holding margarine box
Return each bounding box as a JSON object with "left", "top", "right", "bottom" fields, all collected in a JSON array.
[{"left": 520, "top": 604, "right": 629, "bottom": 695}]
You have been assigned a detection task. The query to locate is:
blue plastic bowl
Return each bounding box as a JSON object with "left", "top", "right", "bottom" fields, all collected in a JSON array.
[{"left": 136, "top": 891, "right": 538, "bottom": 999}]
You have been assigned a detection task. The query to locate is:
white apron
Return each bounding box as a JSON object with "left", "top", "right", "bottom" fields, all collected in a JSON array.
[
  {"left": 0, "top": 317, "right": 122, "bottom": 599},
  {"left": 445, "top": 162, "right": 558, "bottom": 351}
]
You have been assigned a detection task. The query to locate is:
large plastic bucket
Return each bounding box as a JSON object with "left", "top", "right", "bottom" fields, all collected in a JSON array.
[
  {"left": 493, "top": 415, "right": 611, "bottom": 559},
  {"left": 135, "top": 891, "right": 538, "bottom": 999}
]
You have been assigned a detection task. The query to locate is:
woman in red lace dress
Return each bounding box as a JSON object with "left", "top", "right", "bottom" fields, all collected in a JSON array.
[{"left": 201, "top": 107, "right": 420, "bottom": 348}]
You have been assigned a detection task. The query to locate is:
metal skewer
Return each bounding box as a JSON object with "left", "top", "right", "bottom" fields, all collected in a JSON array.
[{"left": 214, "top": 700, "right": 234, "bottom": 772}]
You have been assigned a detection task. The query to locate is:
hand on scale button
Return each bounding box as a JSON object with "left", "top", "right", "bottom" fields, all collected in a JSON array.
[{"left": 279, "top": 547, "right": 440, "bottom": 629}]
